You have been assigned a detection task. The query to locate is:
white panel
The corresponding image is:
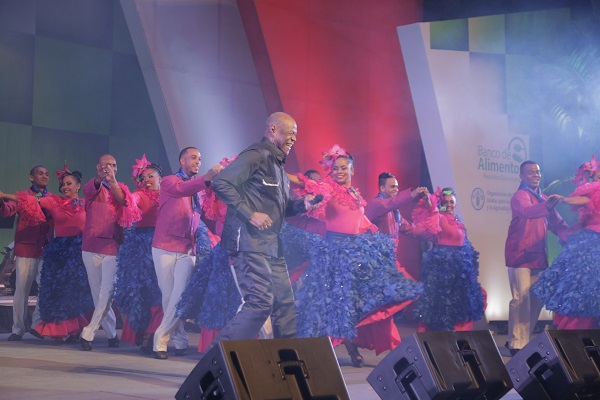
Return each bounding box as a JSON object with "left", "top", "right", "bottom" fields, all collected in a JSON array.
[{"left": 120, "top": 0, "right": 267, "bottom": 172}]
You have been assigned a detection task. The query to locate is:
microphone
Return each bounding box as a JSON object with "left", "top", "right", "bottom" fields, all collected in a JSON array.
[{"left": 308, "top": 194, "right": 324, "bottom": 205}]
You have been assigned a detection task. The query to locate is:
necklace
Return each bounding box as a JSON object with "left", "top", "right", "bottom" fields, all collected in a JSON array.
[{"left": 347, "top": 187, "right": 361, "bottom": 205}]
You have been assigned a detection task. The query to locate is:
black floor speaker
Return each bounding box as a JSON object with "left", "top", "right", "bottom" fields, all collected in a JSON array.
[
  {"left": 175, "top": 337, "right": 350, "bottom": 400},
  {"left": 367, "top": 330, "right": 512, "bottom": 400},
  {"left": 505, "top": 329, "right": 600, "bottom": 400}
]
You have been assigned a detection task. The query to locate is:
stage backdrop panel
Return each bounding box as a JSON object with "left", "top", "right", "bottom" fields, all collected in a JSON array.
[
  {"left": 0, "top": 0, "right": 169, "bottom": 250},
  {"left": 119, "top": 0, "right": 269, "bottom": 173}
]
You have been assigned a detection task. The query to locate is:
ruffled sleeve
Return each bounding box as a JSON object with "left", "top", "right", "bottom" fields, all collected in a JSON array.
[
  {"left": 571, "top": 181, "right": 600, "bottom": 224},
  {"left": 116, "top": 182, "right": 142, "bottom": 228},
  {"left": 291, "top": 173, "right": 331, "bottom": 221},
  {"left": 411, "top": 194, "right": 441, "bottom": 240},
  {"left": 201, "top": 188, "right": 227, "bottom": 224},
  {"left": 15, "top": 191, "right": 49, "bottom": 227},
  {"left": 130, "top": 190, "right": 142, "bottom": 206},
  {"left": 292, "top": 173, "right": 330, "bottom": 198},
  {"left": 571, "top": 181, "right": 599, "bottom": 198}
]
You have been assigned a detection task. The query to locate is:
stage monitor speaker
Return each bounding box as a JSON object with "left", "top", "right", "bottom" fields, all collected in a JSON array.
[
  {"left": 367, "top": 330, "right": 512, "bottom": 400},
  {"left": 175, "top": 337, "right": 350, "bottom": 400},
  {"left": 506, "top": 329, "right": 600, "bottom": 400}
]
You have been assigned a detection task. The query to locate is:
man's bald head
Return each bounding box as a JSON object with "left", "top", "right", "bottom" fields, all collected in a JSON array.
[
  {"left": 264, "top": 112, "right": 297, "bottom": 155},
  {"left": 97, "top": 154, "right": 117, "bottom": 174}
]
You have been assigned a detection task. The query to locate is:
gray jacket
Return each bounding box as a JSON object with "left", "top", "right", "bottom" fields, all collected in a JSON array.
[{"left": 212, "top": 137, "right": 306, "bottom": 257}]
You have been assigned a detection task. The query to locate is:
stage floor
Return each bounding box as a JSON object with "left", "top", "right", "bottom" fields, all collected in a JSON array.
[{"left": 0, "top": 326, "right": 523, "bottom": 399}]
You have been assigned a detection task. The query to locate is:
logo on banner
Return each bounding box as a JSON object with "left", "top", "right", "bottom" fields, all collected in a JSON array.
[
  {"left": 477, "top": 136, "right": 527, "bottom": 177},
  {"left": 476, "top": 136, "right": 525, "bottom": 205},
  {"left": 507, "top": 137, "right": 527, "bottom": 164},
  {"left": 471, "top": 187, "right": 485, "bottom": 210}
]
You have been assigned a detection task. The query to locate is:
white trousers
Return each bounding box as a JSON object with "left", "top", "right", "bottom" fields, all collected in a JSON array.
[
  {"left": 507, "top": 267, "right": 543, "bottom": 349},
  {"left": 81, "top": 251, "right": 118, "bottom": 341},
  {"left": 152, "top": 247, "right": 195, "bottom": 352},
  {"left": 12, "top": 256, "right": 43, "bottom": 336}
]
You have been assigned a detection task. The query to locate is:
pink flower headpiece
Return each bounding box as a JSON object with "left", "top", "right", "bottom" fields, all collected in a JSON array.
[
  {"left": 219, "top": 155, "right": 238, "bottom": 168},
  {"left": 433, "top": 186, "right": 455, "bottom": 212},
  {"left": 56, "top": 162, "right": 70, "bottom": 180},
  {"left": 573, "top": 154, "right": 600, "bottom": 186},
  {"left": 320, "top": 144, "right": 349, "bottom": 172},
  {"left": 132, "top": 154, "right": 152, "bottom": 186}
]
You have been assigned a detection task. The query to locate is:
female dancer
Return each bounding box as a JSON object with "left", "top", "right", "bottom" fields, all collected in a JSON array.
[
  {"left": 533, "top": 155, "right": 600, "bottom": 329},
  {"left": 1, "top": 166, "right": 93, "bottom": 341},
  {"left": 114, "top": 155, "right": 164, "bottom": 354},
  {"left": 411, "top": 187, "right": 485, "bottom": 331},
  {"left": 289, "top": 144, "right": 423, "bottom": 367}
]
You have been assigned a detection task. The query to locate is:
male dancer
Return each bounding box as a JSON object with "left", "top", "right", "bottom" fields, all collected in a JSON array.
[
  {"left": 210, "top": 112, "right": 315, "bottom": 346},
  {"left": 1, "top": 166, "right": 51, "bottom": 341},
  {"left": 80, "top": 154, "right": 133, "bottom": 350},
  {"left": 151, "top": 147, "right": 222, "bottom": 359},
  {"left": 505, "top": 160, "right": 568, "bottom": 354},
  {"left": 366, "top": 171, "right": 430, "bottom": 279},
  {"left": 365, "top": 171, "right": 428, "bottom": 239}
]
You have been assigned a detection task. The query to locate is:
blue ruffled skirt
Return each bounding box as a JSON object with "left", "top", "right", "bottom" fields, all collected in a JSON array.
[
  {"left": 39, "top": 235, "right": 93, "bottom": 323},
  {"left": 415, "top": 238, "right": 485, "bottom": 331},
  {"left": 114, "top": 227, "right": 161, "bottom": 332},
  {"left": 194, "top": 220, "right": 213, "bottom": 262},
  {"left": 280, "top": 221, "right": 323, "bottom": 269},
  {"left": 533, "top": 229, "right": 600, "bottom": 318},
  {"left": 175, "top": 220, "right": 239, "bottom": 329},
  {"left": 295, "top": 231, "right": 423, "bottom": 341},
  {"left": 176, "top": 245, "right": 241, "bottom": 329}
]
